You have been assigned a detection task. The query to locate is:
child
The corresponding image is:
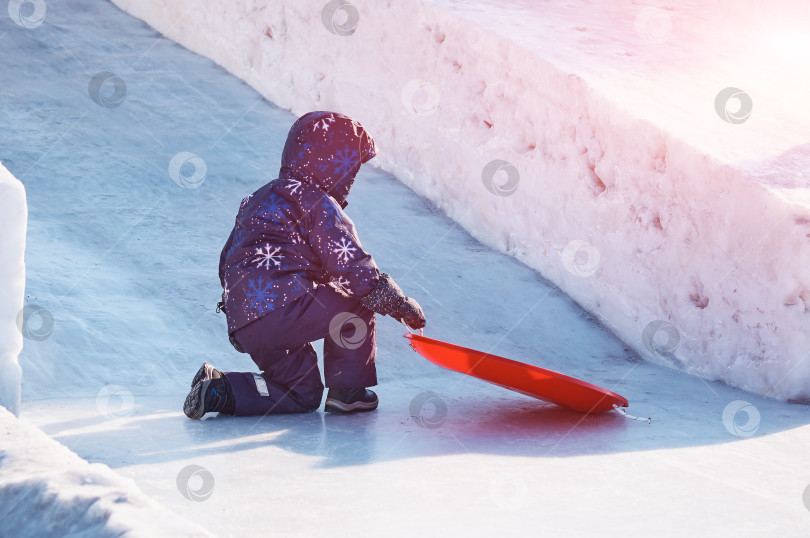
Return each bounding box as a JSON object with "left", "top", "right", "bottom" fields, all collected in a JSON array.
[{"left": 184, "top": 111, "right": 426, "bottom": 419}]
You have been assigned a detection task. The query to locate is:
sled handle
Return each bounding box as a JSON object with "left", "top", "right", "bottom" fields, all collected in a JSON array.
[
  {"left": 402, "top": 322, "right": 424, "bottom": 337},
  {"left": 613, "top": 404, "right": 651, "bottom": 424}
]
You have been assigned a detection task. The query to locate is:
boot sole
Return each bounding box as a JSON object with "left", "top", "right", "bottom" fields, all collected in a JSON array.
[
  {"left": 183, "top": 381, "right": 207, "bottom": 419},
  {"left": 324, "top": 397, "right": 378, "bottom": 414}
]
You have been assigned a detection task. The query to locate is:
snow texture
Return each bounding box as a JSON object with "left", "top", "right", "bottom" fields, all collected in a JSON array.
[
  {"left": 0, "top": 407, "right": 213, "bottom": 537},
  {"left": 109, "top": 0, "right": 810, "bottom": 401},
  {"left": 0, "top": 163, "right": 25, "bottom": 417}
]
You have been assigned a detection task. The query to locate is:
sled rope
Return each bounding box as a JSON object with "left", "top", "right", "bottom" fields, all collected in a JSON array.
[
  {"left": 402, "top": 322, "right": 423, "bottom": 337},
  {"left": 612, "top": 404, "right": 651, "bottom": 424}
]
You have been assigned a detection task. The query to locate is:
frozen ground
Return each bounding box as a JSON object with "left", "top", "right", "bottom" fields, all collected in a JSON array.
[{"left": 1, "top": 0, "right": 810, "bottom": 536}]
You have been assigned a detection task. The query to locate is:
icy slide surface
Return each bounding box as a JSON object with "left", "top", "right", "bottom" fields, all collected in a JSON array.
[
  {"left": 110, "top": 0, "right": 810, "bottom": 400},
  {"left": 1, "top": 0, "right": 809, "bottom": 536}
]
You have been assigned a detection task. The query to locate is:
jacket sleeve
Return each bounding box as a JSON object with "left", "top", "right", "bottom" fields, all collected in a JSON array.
[{"left": 307, "top": 196, "right": 379, "bottom": 297}]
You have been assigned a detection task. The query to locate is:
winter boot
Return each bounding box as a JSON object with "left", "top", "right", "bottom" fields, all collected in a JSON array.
[
  {"left": 324, "top": 388, "right": 378, "bottom": 413},
  {"left": 190, "top": 362, "right": 222, "bottom": 387},
  {"left": 184, "top": 377, "right": 235, "bottom": 419}
]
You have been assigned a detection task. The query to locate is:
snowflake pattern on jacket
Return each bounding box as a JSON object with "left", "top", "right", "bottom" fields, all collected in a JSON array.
[{"left": 219, "top": 111, "right": 380, "bottom": 334}]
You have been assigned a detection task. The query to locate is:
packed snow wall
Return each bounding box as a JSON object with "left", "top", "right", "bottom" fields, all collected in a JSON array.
[
  {"left": 109, "top": 0, "right": 810, "bottom": 401},
  {"left": 0, "top": 163, "right": 25, "bottom": 417},
  {"left": 0, "top": 407, "right": 213, "bottom": 536}
]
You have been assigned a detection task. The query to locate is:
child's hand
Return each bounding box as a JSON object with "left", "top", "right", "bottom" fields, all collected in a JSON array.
[
  {"left": 399, "top": 297, "right": 426, "bottom": 330},
  {"left": 360, "top": 273, "right": 427, "bottom": 330}
]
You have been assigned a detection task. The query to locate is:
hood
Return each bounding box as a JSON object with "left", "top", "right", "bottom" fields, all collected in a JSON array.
[{"left": 279, "top": 111, "right": 377, "bottom": 208}]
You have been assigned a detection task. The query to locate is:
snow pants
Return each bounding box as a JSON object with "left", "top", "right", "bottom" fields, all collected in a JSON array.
[{"left": 223, "top": 285, "right": 377, "bottom": 415}]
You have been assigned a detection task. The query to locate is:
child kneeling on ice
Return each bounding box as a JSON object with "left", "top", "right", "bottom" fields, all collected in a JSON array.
[{"left": 184, "top": 111, "right": 426, "bottom": 418}]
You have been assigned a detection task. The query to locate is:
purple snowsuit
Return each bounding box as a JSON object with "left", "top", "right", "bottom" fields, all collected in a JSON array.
[{"left": 218, "top": 112, "right": 381, "bottom": 415}]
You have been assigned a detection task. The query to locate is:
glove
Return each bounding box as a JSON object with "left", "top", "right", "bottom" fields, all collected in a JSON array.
[{"left": 360, "top": 273, "right": 426, "bottom": 330}]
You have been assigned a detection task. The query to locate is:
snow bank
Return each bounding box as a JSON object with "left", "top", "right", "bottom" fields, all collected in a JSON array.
[
  {"left": 108, "top": 0, "right": 810, "bottom": 400},
  {"left": 0, "top": 163, "right": 25, "bottom": 416},
  {"left": 0, "top": 406, "right": 213, "bottom": 537}
]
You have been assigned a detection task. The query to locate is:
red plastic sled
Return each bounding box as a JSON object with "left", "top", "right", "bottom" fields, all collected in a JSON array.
[{"left": 404, "top": 333, "right": 628, "bottom": 413}]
